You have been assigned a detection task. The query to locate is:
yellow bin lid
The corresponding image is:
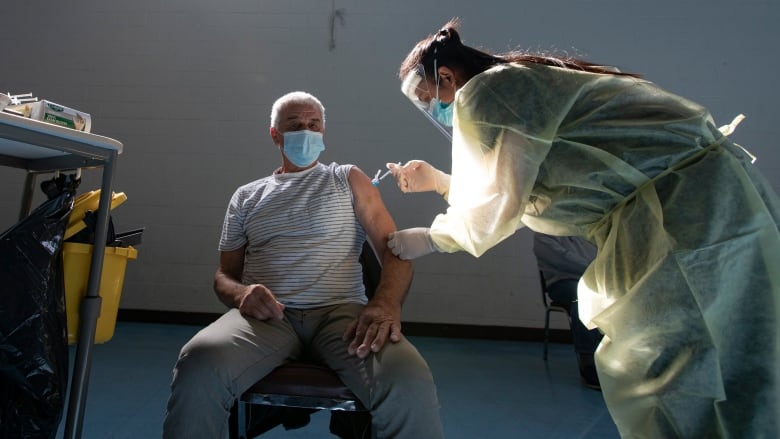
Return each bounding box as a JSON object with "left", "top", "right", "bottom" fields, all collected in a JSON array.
[{"left": 64, "top": 190, "right": 127, "bottom": 240}]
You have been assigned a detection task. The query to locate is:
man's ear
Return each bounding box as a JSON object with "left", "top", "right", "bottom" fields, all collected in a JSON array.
[{"left": 270, "top": 127, "right": 282, "bottom": 146}]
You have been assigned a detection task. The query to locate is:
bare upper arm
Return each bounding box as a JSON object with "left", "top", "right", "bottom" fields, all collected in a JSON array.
[
  {"left": 348, "top": 167, "right": 396, "bottom": 254},
  {"left": 349, "top": 167, "right": 412, "bottom": 306}
]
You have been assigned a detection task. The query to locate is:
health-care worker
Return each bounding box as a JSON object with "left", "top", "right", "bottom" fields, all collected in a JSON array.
[{"left": 386, "top": 18, "right": 780, "bottom": 438}]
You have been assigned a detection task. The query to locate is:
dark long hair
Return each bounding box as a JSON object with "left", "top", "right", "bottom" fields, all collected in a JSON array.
[{"left": 399, "top": 18, "right": 640, "bottom": 84}]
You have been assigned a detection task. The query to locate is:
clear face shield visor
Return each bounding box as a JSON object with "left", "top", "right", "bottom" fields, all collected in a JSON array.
[{"left": 401, "top": 64, "right": 453, "bottom": 141}]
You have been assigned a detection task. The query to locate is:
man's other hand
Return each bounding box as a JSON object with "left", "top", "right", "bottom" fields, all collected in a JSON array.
[{"left": 238, "top": 284, "right": 285, "bottom": 321}]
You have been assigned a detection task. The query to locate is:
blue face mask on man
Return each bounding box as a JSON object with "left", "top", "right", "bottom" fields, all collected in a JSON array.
[
  {"left": 283, "top": 130, "right": 325, "bottom": 167},
  {"left": 429, "top": 98, "right": 453, "bottom": 127}
]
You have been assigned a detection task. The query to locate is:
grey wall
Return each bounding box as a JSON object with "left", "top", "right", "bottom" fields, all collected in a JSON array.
[{"left": 2, "top": 0, "right": 778, "bottom": 329}]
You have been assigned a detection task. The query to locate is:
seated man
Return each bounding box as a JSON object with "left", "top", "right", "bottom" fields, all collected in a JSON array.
[
  {"left": 163, "top": 91, "right": 444, "bottom": 439},
  {"left": 533, "top": 232, "right": 603, "bottom": 389}
]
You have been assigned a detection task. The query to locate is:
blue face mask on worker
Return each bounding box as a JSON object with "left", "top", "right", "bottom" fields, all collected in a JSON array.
[
  {"left": 427, "top": 67, "right": 453, "bottom": 127},
  {"left": 283, "top": 130, "right": 325, "bottom": 167},
  {"left": 429, "top": 99, "right": 453, "bottom": 127}
]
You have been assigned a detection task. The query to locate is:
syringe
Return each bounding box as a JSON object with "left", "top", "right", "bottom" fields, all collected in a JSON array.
[{"left": 371, "top": 162, "right": 401, "bottom": 186}]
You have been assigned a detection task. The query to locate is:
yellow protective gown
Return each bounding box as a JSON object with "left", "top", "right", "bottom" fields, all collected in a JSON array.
[{"left": 429, "top": 63, "right": 780, "bottom": 438}]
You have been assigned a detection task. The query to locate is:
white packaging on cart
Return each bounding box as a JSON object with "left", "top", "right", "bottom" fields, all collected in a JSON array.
[
  {"left": 10, "top": 100, "right": 92, "bottom": 132},
  {"left": 33, "top": 100, "right": 92, "bottom": 132}
]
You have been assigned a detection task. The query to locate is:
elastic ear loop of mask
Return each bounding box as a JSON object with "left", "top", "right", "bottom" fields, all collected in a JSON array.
[
  {"left": 428, "top": 47, "right": 453, "bottom": 140},
  {"left": 433, "top": 47, "right": 440, "bottom": 104}
]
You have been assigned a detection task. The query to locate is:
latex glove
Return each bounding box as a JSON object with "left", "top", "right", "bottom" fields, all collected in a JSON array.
[
  {"left": 386, "top": 160, "right": 451, "bottom": 197},
  {"left": 387, "top": 227, "right": 437, "bottom": 260}
]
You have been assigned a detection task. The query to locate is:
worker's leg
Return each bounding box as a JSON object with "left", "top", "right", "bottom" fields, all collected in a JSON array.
[{"left": 549, "top": 279, "right": 603, "bottom": 387}]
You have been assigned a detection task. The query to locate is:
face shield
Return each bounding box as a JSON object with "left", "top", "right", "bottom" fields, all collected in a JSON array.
[{"left": 401, "top": 64, "right": 453, "bottom": 141}]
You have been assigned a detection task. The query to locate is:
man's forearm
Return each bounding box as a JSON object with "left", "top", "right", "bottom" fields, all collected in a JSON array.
[
  {"left": 213, "top": 271, "right": 247, "bottom": 309},
  {"left": 372, "top": 250, "right": 413, "bottom": 305}
]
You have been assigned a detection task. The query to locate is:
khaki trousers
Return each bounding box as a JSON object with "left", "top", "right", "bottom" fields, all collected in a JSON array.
[{"left": 163, "top": 304, "right": 443, "bottom": 439}]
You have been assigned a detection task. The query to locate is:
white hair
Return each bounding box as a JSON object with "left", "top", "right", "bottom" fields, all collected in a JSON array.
[{"left": 270, "top": 91, "right": 326, "bottom": 129}]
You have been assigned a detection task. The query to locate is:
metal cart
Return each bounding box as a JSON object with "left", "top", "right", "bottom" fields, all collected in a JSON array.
[{"left": 0, "top": 110, "right": 124, "bottom": 439}]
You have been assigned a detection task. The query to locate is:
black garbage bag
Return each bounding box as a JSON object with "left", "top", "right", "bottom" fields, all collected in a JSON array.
[{"left": 0, "top": 175, "right": 78, "bottom": 439}]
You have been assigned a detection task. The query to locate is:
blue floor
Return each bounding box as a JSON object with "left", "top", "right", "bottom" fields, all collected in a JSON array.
[{"left": 57, "top": 322, "right": 619, "bottom": 438}]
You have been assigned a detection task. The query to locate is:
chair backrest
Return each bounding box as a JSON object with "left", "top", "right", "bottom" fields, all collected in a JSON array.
[
  {"left": 538, "top": 270, "right": 550, "bottom": 307},
  {"left": 359, "top": 241, "right": 381, "bottom": 300}
]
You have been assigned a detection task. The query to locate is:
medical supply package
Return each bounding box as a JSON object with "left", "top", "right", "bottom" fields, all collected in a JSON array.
[{"left": 8, "top": 100, "right": 92, "bottom": 132}]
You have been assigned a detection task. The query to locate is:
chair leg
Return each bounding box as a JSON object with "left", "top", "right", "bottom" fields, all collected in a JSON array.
[
  {"left": 543, "top": 308, "right": 551, "bottom": 361},
  {"left": 330, "top": 411, "right": 371, "bottom": 439},
  {"left": 237, "top": 401, "right": 247, "bottom": 439}
]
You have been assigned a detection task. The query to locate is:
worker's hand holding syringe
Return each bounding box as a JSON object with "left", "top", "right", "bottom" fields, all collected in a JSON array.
[
  {"left": 372, "top": 160, "right": 449, "bottom": 260},
  {"left": 382, "top": 160, "right": 451, "bottom": 197}
]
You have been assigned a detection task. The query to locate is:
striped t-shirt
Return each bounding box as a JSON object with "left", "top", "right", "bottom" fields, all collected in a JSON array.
[{"left": 218, "top": 162, "right": 368, "bottom": 308}]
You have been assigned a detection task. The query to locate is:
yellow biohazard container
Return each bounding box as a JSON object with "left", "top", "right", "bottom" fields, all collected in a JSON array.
[
  {"left": 63, "top": 242, "right": 138, "bottom": 344},
  {"left": 62, "top": 189, "right": 136, "bottom": 345},
  {"left": 64, "top": 190, "right": 127, "bottom": 240}
]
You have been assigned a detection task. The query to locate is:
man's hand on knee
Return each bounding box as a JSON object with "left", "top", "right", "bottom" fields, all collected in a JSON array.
[{"left": 343, "top": 299, "right": 402, "bottom": 358}]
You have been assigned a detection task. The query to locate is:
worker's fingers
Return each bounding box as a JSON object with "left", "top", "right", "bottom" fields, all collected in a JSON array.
[
  {"left": 386, "top": 162, "right": 402, "bottom": 174},
  {"left": 387, "top": 163, "right": 411, "bottom": 192},
  {"left": 387, "top": 232, "right": 403, "bottom": 257}
]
